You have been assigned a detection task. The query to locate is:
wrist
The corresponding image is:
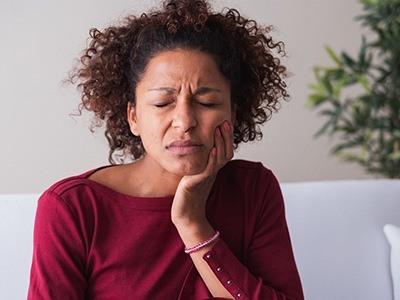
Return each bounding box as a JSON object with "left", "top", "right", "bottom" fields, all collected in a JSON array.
[
  {"left": 171, "top": 211, "right": 207, "bottom": 228},
  {"left": 184, "top": 231, "right": 220, "bottom": 254},
  {"left": 174, "top": 220, "right": 216, "bottom": 250}
]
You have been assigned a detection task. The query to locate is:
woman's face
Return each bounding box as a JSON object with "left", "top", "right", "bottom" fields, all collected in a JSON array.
[{"left": 128, "top": 49, "right": 235, "bottom": 178}]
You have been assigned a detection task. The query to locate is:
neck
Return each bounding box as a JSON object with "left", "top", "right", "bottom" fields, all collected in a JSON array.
[{"left": 127, "top": 157, "right": 182, "bottom": 197}]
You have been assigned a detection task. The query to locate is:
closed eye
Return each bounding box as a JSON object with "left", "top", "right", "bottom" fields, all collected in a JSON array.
[
  {"left": 197, "top": 102, "right": 217, "bottom": 108},
  {"left": 154, "top": 102, "right": 172, "bottom": 108}
]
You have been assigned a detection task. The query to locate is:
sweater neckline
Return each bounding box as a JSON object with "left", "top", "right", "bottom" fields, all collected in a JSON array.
[{"left": 78, "top": 166, "right": 175, "bottom": 210}]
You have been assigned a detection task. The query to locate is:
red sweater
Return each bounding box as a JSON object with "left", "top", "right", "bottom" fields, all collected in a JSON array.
[{"left": 28, "top": 160, "right": 303, "bottom": 299}]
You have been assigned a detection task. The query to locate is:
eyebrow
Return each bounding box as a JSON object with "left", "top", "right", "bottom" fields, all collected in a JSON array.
[{"left": 148, "top": 86, "right": 222, "bottom": 95}]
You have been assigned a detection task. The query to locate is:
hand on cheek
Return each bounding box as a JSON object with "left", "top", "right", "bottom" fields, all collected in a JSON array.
[
  {"left": 171, "top": 120, "right": 234, "bottom": 226},
  {"left": 212, "top": 120, "right": 234, "bottom": 172}
]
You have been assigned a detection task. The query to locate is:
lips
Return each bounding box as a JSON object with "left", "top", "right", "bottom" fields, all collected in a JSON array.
[{"left": 166, "top": 140, "right": 204, "bottom": 155}]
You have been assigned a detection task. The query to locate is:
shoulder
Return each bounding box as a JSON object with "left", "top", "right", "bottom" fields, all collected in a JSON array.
[
  {"left": 46, "top": 168, "right": 103, "bottom": 196},
  {"left": 36, "top": 167, "right": 114, "bottom": 226},
  {"left": 216, "top": 159, "right": 281, "bottom": 201},
  {"left": 218, "top": 159, "right": 276, "bottom": 183},
  {"left": 209, "top": 160, "right": 285, "bottom": 234},
  {"left": 38, "top": 167, "right": 112, "bottom": 211}
]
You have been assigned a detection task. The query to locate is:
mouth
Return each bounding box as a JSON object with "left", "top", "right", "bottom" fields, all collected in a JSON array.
[{"left": 166, "top": 140, "right": 204, "bottom": 155}]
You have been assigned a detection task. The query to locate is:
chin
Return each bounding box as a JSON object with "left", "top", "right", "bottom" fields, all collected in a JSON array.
[{"left": 168, "top": 160, "right": 207, "bottom": 177}]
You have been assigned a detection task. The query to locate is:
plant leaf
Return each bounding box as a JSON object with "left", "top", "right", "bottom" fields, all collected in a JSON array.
[{"left": 325, "top": 46, "right": 343, "bottom": 66}]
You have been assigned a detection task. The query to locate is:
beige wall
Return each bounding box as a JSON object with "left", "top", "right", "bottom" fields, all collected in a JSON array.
[{"left": 0, "top": 0, "right": 374, "bottom": 194}]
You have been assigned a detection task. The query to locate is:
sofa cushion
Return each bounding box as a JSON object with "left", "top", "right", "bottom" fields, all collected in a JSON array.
[
  {"left": 0, "top": 194, "right": 39, "bottom": 300},
  {"left": 384, "top": 223, "right": 400, "bottom": 300},
  {"left": 283, "top": 180, "right": 400, "bottom": 300}
]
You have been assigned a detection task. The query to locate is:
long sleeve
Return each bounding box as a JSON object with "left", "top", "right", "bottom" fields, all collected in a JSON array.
[
  {"left": 28, "top": 190, "right": 87, "bottom": 299},
  {"left": 202, "top": 162, "right": 304, "bottom": 300}
]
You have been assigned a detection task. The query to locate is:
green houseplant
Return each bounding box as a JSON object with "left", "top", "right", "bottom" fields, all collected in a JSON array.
[{"left": 308, "top": 0, "right": 400, "bottom": 178}]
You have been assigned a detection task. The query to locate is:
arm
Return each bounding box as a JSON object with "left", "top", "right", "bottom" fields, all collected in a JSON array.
[
  {"left": 172, "top": 122, "right": 303, "bottom": 299},
  {"left": 171, "top": 121, "right": 233, "bottom": 299},
  {"left": 172, "top": 121, "right": 235, "bottom": 299},
  {"left": 28, "top": 191, "right": 87, "bottom": 300},
  {"left": 202, "top": 171, "right": 304, "bottom": 299}
]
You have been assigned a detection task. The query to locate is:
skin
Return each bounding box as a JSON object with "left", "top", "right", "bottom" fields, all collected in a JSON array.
[{"left": 91, "top": 49, "right": 235, "bottom": 298}]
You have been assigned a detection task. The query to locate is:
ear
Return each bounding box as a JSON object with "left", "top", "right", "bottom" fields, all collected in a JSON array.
[{"left": 127, "top": 102, "right": 140, "bottom": 136}]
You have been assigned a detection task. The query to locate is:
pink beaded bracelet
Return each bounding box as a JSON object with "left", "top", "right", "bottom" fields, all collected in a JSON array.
[{"left": 184, "top": 231, "right": 220, "bottom": 254}]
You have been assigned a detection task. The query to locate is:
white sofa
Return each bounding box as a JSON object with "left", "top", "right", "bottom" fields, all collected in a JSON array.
[{"left": 1, "top": 180, "right": 399, "bottom": 300}]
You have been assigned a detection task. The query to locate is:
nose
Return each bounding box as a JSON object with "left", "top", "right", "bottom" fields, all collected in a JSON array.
[{"left": 172, "top": 101, "right": 197, "bottom": 133}]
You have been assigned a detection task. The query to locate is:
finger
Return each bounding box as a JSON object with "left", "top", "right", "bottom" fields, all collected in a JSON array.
[
  {"left": 221, "top": 120, "right": 234, "bottom": 160},
  {"left": 201, "top": 142, "right": 217, "bottom": 176},
  {"left": 214, "top": 126, "right": 225, "bottom": 167}
]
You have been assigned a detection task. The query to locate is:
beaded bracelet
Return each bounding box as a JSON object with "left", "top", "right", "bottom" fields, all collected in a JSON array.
[{"left": 184, "top": 231, "right": 220, "bottom": 254}]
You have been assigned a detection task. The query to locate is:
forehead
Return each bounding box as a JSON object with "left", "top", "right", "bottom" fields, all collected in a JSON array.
[{"left": 139, "top": 49, "right": 228, "bottom": 86}]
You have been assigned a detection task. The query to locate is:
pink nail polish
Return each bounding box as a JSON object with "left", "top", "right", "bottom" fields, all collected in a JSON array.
[
  {"left": 223, "top": 121, "right": 230, "bottom": 131},
  {"left": 216, "top": 127, "right": 222, "bottom": 136}
]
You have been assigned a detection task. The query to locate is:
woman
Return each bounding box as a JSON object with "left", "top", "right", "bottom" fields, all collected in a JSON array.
[{"left": 28, "top": 0, "right": 303, "bottom": 299}]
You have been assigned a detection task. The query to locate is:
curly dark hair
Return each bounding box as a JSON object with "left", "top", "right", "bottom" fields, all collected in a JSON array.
[{"left": 71, "top": 0, "right": 288, "bottom": 163}]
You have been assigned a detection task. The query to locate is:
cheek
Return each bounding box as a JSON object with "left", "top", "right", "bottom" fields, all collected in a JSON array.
[
  {"left": 135, "top": 117, "right": 155, "bottom": 139},
  {"left": 212, "top": 111, "right": 233, "bottom": 127},
  {"left": 140, "top": 129, "right": 162, "bottom": 154},
  {"left": 204, "top": 114, "right": 231, "bottom": 138},
  {"left": 144, "top": 123, "right": 163, "bottom": 140}
]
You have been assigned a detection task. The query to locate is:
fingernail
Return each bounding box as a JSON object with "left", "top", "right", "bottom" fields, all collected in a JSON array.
[
  {"left": 223, "top": 121, "right": 230, "bottom": 131},
  {"left": 211, "top": 147, "right": 217, "bottom": 156},
  {"left": 215, "top": 127, "right": 222, "bottom": 136}
]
